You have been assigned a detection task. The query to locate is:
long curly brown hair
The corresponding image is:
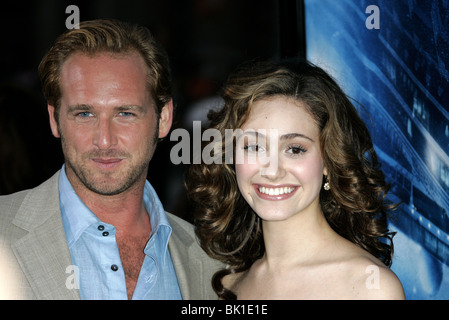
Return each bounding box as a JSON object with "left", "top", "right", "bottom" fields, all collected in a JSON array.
[{"left": 185, "top": 59, "right": 397, "bottom": 299}]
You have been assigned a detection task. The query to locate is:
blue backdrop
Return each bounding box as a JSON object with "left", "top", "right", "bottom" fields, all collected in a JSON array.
[{"left": 305, "top": 0, "right": 449, "bottom": 299}]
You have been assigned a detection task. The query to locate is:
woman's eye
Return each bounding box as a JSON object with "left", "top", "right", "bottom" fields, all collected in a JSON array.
[
  {"left": 287, "top": 145, "right": 307, "bottom": 155},
  {"left": 244, "top": 144, "right": 265, "bottom": 153}
]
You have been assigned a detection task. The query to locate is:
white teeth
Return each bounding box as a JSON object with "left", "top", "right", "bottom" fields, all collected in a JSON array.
[{"left": 258, "top": 186, "right": 295, "bottom": 196}]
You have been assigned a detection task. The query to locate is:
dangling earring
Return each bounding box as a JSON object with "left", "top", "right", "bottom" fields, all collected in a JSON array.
[{"left": 324, "top": 176, "right": 330, "bottom": 191}]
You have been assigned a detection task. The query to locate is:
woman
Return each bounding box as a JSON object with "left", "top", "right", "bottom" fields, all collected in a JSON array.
[{"left": 186, "top": 59, "right": 405, "bottom": 299}]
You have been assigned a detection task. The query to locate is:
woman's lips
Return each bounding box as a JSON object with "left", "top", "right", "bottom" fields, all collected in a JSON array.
[{"left": 253, "top": 184, "right": 298, "bottom": 200}]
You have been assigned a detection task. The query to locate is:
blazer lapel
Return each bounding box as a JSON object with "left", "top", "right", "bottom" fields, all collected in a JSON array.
[
  {"left": 11, "top": 171, "right": 80, "bottom": 300},
  {"left": 168, "top": 222, "right": 204, "bottom": 300}
]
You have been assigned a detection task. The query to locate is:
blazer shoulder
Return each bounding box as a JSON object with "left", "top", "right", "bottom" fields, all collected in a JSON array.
[
  {"left": 0, "top": 189, "right": 30, "bottom": 224},
  {"left": 0, "top": 171, "right": 60, "bottom": 233}
]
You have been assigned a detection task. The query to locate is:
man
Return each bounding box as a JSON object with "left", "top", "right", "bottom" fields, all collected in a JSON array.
[{"left": 0, "top": 19, "right": 221, "bottom": 299}]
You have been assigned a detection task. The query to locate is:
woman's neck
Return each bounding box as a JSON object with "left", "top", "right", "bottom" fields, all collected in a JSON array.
[{"left": 260, "top": 206, "right": 338, "bottom": 271}]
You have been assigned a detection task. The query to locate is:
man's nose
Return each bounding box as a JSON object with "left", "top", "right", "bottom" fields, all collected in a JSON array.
[{"left": 92, "top": 117, "right": 118, "bottom": 149}]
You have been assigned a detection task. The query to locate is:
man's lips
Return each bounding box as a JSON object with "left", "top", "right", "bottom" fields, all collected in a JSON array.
[
  {"left": 91, "top": 158, "right": 123, "bottom": 169},
  {"left": 253, "top": 184, "right": 298, "bottom": 200}
]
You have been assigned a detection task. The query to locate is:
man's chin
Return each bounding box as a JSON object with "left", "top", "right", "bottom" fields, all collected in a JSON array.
[
  {"left": 65, "top": 160, "right": 149, "bottom": 196},
  {"left": 82, "top": 176, "right": 133, "bottom": 196}
]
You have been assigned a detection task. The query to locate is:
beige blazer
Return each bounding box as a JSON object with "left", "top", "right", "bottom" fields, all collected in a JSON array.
[{"left": 0, "top": 171, "right": 222, "bottom": 300}]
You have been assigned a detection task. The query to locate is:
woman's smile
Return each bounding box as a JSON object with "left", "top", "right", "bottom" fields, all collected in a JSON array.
[{"left": 253, "top": 184, "right": 299, "bottom": 200}]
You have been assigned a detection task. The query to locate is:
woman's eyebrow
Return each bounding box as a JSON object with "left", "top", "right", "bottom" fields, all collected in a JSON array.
[
  {"left": 280, "top": 133, "right": 314, "bottom": 142},
  {"left": 238, "top": 130, "right": 314, "bottom": 142}
]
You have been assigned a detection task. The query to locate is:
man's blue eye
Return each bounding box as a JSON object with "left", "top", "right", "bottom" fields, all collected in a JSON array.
[{"left": 78, "top": 112, "right": 92, "bottom": 117}]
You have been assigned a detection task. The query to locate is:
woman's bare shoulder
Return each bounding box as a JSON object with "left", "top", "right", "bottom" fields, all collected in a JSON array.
[
  {"left": 318, "top": 235, "right": 404, "bottom": 299},
  {"left": 338, "top": 249, "right": 405, "bottom": 300}
]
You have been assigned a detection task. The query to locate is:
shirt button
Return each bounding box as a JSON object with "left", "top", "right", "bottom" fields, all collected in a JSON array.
[
  {"left": 111, "top": 264, "right": 119, "bottom": 271},
  {"left": 102, "top": 231, "right": 109, "bottom": 237},
  {"left": 98, "top": 225, "right": 105, "bottom": 231}
]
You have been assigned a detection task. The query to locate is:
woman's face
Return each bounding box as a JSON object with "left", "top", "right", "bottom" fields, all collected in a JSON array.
[{"left": 235, "top": 96, "right": 326, "bottom": 222}]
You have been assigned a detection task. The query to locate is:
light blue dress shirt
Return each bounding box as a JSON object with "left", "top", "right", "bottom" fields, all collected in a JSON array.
[{"left": 58, "top": 166, "right": 182, "bottom": 300}]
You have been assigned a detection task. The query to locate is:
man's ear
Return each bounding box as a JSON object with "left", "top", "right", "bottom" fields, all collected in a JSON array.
[
  {"left": 158, "top": 99, "right": 173, "bottom": 139},
  {"left": 48, "top": 104, "right": 60, "bottom": 138}
]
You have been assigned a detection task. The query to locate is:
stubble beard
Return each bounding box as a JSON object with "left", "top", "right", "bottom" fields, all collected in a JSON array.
[{"left": 61, "top": 137, "right": 154, "bottom": 197}]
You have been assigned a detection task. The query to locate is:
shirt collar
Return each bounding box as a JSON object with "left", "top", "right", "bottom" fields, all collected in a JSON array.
[
  {"left": 59, "top": 165, "right": 99, "bottom": 248},
  {"left": 58, "top": 165, "right": 172, "bottom": 254},
  {"left": 142, "top": 174, "right": 172, "bottom": 259}
]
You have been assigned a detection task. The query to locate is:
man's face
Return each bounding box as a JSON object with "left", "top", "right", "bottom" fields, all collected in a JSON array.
[{"left": 48, "top": 52, "right": 172, "bottom": 196}]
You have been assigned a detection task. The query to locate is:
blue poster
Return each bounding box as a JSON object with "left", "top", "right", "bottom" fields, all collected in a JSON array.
[{"left": 305, "top": 0, "right": 449, "bottom": 299}]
